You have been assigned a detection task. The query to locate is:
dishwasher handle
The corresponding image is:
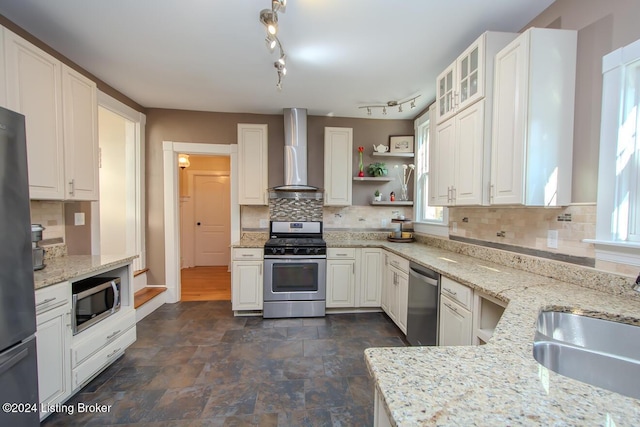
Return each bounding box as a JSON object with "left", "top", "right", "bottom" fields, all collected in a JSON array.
[{"left": 409, "top": 267, "right": 439, "bottom": 287}]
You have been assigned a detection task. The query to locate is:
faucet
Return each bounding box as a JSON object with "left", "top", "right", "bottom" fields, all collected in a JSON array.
[{"left": 633, "top": 274, "right": 640, "bottom": 292}]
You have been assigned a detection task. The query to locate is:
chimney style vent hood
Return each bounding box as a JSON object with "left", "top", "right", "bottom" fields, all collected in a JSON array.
[{"left": 271, "top": 108, "right": 322, "bottom": 193}]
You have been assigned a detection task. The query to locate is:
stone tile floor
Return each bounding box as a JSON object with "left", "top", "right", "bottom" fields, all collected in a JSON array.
[{"left": 42, "top": 301, "right": 407, "bottom": 426}]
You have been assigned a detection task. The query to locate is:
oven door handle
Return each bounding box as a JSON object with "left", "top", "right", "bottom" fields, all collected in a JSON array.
[
  {"left": 263, "top": 255, "right": 327, "bottom": 259},
  {"left": 111, "top": 280, "right": 120, "bottom": 311}
]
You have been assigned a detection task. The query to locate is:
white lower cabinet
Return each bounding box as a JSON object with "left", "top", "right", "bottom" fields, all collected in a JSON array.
[
  {"left": 374, "top": 389, "right": 393, "bottom": 427},
  {"left": 326, "top": 248, "right": 356, "bottom": 308},
  {"left": 439, "top": 294, "right": 472, "bottom": 346},
  {"left": 71, "top": 308, "right": 136, "bottom": 389},
  {"left": 35, "top": 282, "right": 71, "bottom": 420},
  {"left": 439, "top": 276, "right": 473, "bottom": 346},
  {"left": 358, "top": 248, "right": 382, "bottom": 307},
  {"left": 231, "top": 248, "right": 263, "bottom": 311},
  {"left": 382, "top": 251, "right": 409, "bottom": 334}
]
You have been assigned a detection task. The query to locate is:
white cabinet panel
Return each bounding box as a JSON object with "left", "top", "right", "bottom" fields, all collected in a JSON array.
[
  {"left": 62, "top": 65, "right": 98, "bottom": 200},
  {"left": 5, "top": 29, "right": 64, "bottom": 199},
  {"left": 358, "top": 248, "right": 382, "bottom": 307},
  {"left": 491, "top": 28, "right": 577, "bottom": 206},
  {"left": 439, "top": 294, "right": 472, "bottom": 346},
  {"left": 238, "top": 124, "right": 268, "bottom": 205},
  {"left": 35, "top": 282, "right": 71, "bottom": 420},
  {"left": 231, "top": 260, "right": 263, "bottom": 310},
  {"left": 326, "top": 259, "right": 355, "bottom": 308},
  {"left": 324, "top": 127, "right": 353, "bottom": 206}
]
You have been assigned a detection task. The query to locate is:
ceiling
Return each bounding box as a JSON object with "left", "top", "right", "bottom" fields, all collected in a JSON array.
[{"left": 0, "top": 0, "right": 555, "bottom": 119}]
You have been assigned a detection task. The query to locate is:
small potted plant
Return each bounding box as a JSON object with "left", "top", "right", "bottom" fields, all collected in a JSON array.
[
  {"left": 367, "top": 162, "right": 388, "bottom": 177},
  {"left": 374, "top": 189, "right": 382, "bottom": 202}
]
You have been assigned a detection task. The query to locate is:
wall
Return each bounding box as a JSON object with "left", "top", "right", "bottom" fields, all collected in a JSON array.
[
  {"left": 30, "top": 201, "right": 65, "bottom": 243},
  {"left": 145, "top": 108, "right": 413, "bottom": 285}
]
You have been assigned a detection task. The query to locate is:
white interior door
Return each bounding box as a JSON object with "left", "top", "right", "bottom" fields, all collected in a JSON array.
[{"left": 194, "top": 174, "right": 230, "bottom": 266}]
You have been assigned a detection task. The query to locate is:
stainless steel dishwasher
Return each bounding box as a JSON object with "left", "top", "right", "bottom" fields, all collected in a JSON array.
[{"left": 407, "top": 262, "right": 440, "bottom": 346}]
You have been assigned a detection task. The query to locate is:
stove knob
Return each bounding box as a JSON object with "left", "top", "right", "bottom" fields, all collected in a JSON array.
[
  {"left": 314, "top": 248, "right": 321, "bottom": 255},
  {"left": 271, "top": 248, "right": 278, "bottom": 255},
  {"left": 306, "top": 248, "right": 312, "bottom": 255},
  {"left": 293, "top": 247, "right": 299, "bottom": 255},
  {"left": 279, "top": 248, "right": 286, "bottom": 255}
]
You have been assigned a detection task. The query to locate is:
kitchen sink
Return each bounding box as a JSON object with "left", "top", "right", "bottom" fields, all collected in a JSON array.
[{"left": 533, "top": 310, "right": 640, "bottom": 399}]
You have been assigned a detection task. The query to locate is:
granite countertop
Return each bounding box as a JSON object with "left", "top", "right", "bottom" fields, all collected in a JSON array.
[
  {"left": 233, "top": 235, "right": 640, "bottom": 423},
  {"left": 331, "top": 240, "right": 640, "bottom": 425},
  {"left": 34, "top": 254, "right": 138, "bottom": 290}
]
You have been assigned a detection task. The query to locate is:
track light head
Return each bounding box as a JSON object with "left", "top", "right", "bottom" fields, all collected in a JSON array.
[
  {"left": 260, "top": 9, "right": 278, "bottom": 35},
  {"left": 272, "top": 0, "right": 286, "bottom": 13}
]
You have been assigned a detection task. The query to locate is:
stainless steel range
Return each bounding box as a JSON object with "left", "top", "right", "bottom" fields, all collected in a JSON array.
[{"left": 263, "top": 221, "right": 326, "bottom": 318}]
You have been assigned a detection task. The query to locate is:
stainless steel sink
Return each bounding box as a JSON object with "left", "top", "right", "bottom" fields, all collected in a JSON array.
[{"left": 533, "top": 311, "right": 640, "bottom": 399}]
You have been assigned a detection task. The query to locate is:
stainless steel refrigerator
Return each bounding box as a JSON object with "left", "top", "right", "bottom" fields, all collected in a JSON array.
[{"left": 0, "top": 106, "right": 40, "bottom": 426}]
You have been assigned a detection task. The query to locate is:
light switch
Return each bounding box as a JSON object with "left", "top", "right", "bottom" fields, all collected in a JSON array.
[
  {"left": 259, "top": 219, "right": 268, "bottom": 228},
  {"left": 74, "top": 212, "right": 85, "bottom": 226}
]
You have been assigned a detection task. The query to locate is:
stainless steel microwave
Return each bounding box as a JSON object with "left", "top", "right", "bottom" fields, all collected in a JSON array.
[{"left": 71, "top": 276, "right": 121, "bottom": 335}]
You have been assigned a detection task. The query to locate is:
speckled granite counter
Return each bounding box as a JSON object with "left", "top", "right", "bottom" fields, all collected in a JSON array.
[
  {"left": 34, "top": 254, "right": 137, "bottom": 290},
  {"left": 315, "top": 238, "right": 640, "bottom": 425}
]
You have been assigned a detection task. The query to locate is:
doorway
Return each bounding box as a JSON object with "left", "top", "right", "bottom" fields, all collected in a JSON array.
[
  {"left": 178, "top": 155, "right": 232, "bottom": 301},
  {"left": 162, "top": 141, "right": 240, "bottom": 304}
]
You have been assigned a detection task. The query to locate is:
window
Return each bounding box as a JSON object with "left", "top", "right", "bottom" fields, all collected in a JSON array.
[
  {"left": 590, "top": 37, "right": 640, "bottom": 265},
  {"left": 414, "top": 104, "right": 447, "bottom": 236}
]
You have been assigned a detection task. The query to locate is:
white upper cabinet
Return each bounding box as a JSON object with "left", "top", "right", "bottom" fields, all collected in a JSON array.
[
  {"left": 431, "top": 31, "right": 517, "bottom": 206},
  {"left": 490, "top": 28, "right": 577, "bottom": 206},
  {"left": 5, "top": 29, "right": 65, "bottom": 199},
  {"left": 62, "top": 65, "right": 99, "bottom": 200},
  {"left": 324, "top": 127, "right": 353, "bottom": 206},
  {"left": 4, "top": 28, "right": 99, "bottom": 200},
  {"left": 436, "top": 31, "right": 517, "bottom": 124},
  {"left": 238, "top": 123, "right": 268, "bottom": 205}
]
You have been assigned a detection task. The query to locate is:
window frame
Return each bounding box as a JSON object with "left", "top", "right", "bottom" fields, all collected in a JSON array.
[
  {"left": 413, "top": 104, "right": 448, "bottom": 237},
  {"left": 587, "top": 37, "right": 640, "bottom": 266}
]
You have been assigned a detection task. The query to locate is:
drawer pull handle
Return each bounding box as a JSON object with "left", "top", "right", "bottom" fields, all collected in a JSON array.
[
  {"left": 241, "top": 254, "right": 254, "bottom": 257},
  {"left": 444, "top": 302, "right": 458, "bottom": 313},
  {"left": 106, "top": 330, "right": 121, "bottom": 340},
  {"left": 36, "top": 297, "right": 56, "bottom": 307},
  {"left": 336, "top": 253, "right": 348, "bottom": 257},
  {"left": 107, "top": 348, "right": 122, "bottom": 358},
  {"left": 443, "top": 288, "right": 457, "bottom": 296}
]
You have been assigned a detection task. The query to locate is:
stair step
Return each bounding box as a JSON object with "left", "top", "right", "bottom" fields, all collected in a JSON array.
[
  {"left": 133, "top": 268, "right": 150, "bottom": 278},
  {"left": 134, "top": 286, "right": 167, "bottom": 309}
]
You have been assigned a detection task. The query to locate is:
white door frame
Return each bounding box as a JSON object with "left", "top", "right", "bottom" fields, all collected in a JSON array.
[
  {"left": 94, "top": 91, "right": 147, "bottom": 271},
  {"left": 163, "top": 141, "right": 239, "bottom": 303}
]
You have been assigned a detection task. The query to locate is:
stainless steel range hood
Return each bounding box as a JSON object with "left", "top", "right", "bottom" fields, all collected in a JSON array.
[{"left": 272, "top": 108, "right": 320, "bottom": 192}]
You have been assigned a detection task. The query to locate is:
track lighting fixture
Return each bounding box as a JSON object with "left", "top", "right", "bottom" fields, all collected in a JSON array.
[
  {"left": 259, "top": 0, "right": 288, "bottom": 88},
  {"left": 359, "top": 95, "right": 421, "bottom": 116}
]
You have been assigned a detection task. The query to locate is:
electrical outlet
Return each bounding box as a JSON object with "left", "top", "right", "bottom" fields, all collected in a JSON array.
[
  {"left": 74, "top": 212, "right": 85, "bottom": 226},
  {"left": 381, "top": 219, "right": 389, "bottom": 227},
  {"left": 259, "top": 219, "right": 268, "bottom": 228},
  {"left": 547, "top": 230, "right": 558, "bottom": 249},
  {"left": 452, "top": 222, "right": 458, "bottom": 233}
]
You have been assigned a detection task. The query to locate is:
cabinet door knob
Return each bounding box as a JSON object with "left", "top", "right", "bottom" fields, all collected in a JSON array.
[{"left": 197, "top": 222, "right": 201, "bottom": 226}]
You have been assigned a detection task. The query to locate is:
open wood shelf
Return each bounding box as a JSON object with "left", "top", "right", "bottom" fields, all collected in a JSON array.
[
  {"left": 372, "top": 152, "right": 414, "bottom": 158},
  {"left": 370, "top": 201, "right": 413, "bottom": 206},
  {"left": 353, "top": 176, "right": 394, "bottom": 182}
]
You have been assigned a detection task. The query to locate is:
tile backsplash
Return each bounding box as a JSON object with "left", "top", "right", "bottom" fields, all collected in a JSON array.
[
  {"left": 30, "top": 200, "right": 65, "bottom": 242},
  {"left": 448, "top": 204, "right": 596, "bottom": 258}
]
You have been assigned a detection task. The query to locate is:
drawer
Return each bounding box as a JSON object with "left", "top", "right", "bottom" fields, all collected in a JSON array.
[
  {"left": 441, "top": 276, "right": 473, "bottom": 310},
  {"left": 71, "top": 309, "right": 136, "bottom": 367},
  {"left": 72, "top": 326, "right": 136, "bottom": 390},
  {"left": 35, "top": 282, "right": 70, "bottom": 316},
  {"left": 232, "top": 248, "right": 263, "bottom": 260},
  {"left": 386, "top": 252, "right": 409, "bottom": 273},
  {"left": 328, "top": 248, "right": 356, "bottom": 259}
]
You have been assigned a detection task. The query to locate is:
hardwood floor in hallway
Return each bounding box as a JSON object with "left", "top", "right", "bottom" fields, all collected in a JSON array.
[{"left": 181, "top": 266, "right": 231, "bottom": 301}]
